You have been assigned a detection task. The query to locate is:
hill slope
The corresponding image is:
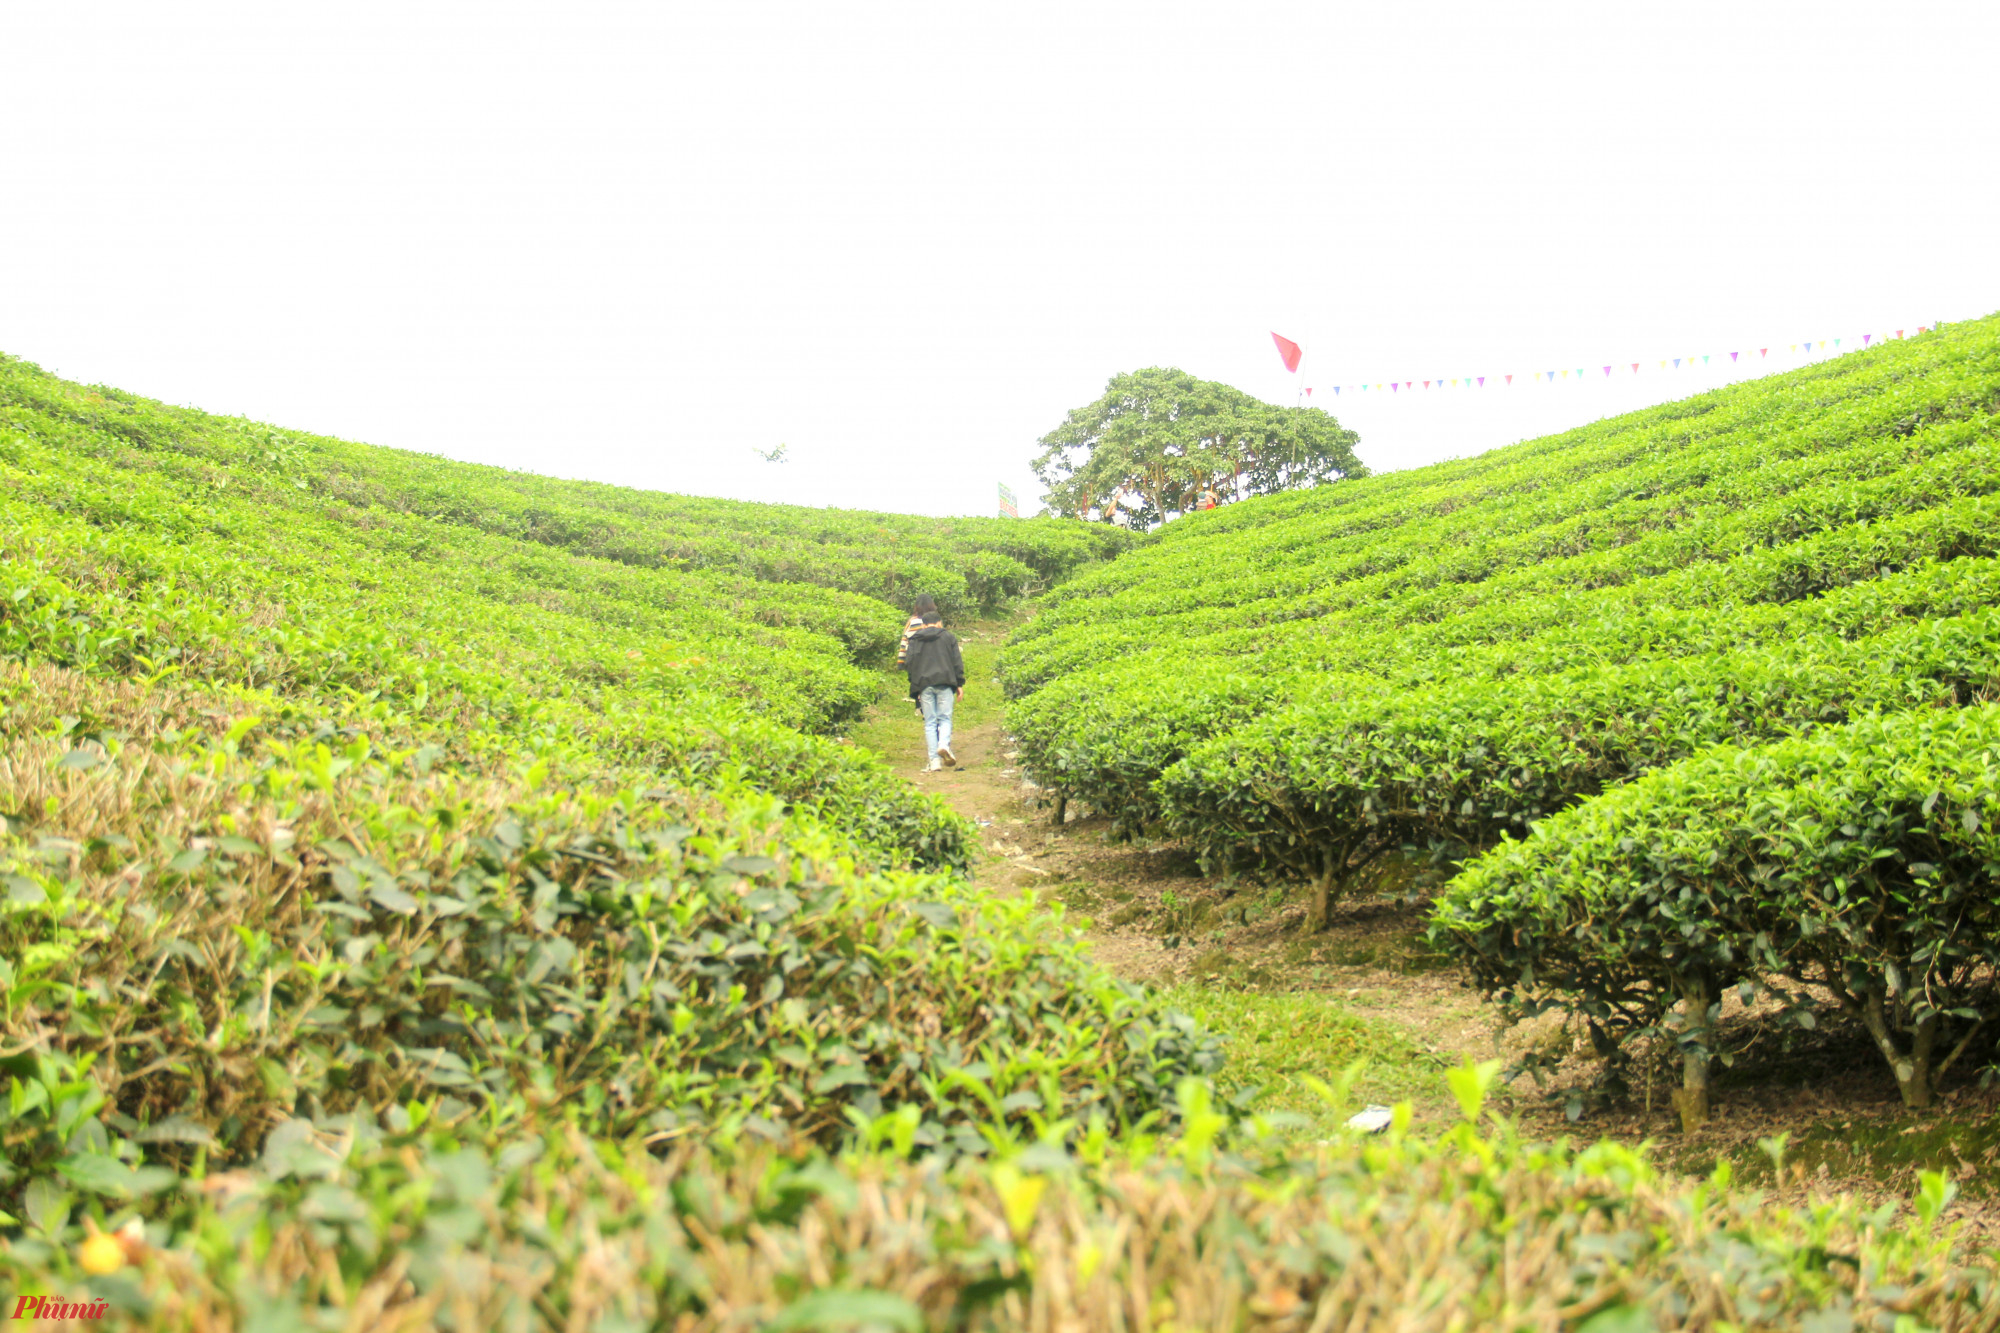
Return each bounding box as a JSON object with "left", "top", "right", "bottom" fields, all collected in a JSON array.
[
  {"left": 1004, "top": 316, "right": 2000, "bottom": 1119},
  {"left": 1, "top": 354, "right": 1994, "bottom": 1328},
  {"left": 0, "top": 352, "right": 1225, "bottom": 1259},
  {"left": 0, "top": 353, "right": 1130, "bottom": 867}
]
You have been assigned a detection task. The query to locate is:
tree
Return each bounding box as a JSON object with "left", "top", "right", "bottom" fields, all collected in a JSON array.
[{"left": 1031, "top": 368, "right": 1365, "bottom": 528}]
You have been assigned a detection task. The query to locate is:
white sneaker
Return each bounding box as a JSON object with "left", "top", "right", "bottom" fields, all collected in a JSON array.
[
  {"left": 927, "top": 757, "right": 942, "bottom": 771},
  {"left": 938, "top": 745, "right": 957, "bottom": 767}
]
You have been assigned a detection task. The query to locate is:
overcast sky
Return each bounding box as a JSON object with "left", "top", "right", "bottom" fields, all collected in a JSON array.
[{"left": 5, "top": 1, "right": 1997, "bottom": 517}]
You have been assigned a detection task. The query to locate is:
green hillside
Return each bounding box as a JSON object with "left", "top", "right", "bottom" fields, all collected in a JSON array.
[
  {"left": 0, "top": 355, "right": 1227, "bottom": 1310},
  {"left": 1005, "top": 316, "right": 2000, "bottom": 1125},
  {"left": 1, "top": 348, "right": 1994, "bottom": 1327},
  {"left": 0, "top": 354, "right": 1130, "bottom": 868}
]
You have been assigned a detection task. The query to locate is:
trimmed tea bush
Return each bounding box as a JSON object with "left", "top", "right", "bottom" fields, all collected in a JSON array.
[
  {"left": 2, "top": 1078, "right": 1991, "bottom": 1330},
  {"left": 0, "top": 354, "right": 1209, "bottom": 1279},
  {"left": 1435, "top": 704, "right": 2000, "bottom": 1127},
  {"left": 0, "top": 354, "right": 1131, "bottom": 622},
  {"left": 1002, "top": 320, "right": 2000, "bottom": 938},
  {"left": 1158, "top": 605, "right": 2000, "bottom": 926},
  {"left": 0, "top": 661, "right": 1218, "bottom": 1220},
  {"left": 0, "top": 355, "right": 1075, "bottom": 870}
]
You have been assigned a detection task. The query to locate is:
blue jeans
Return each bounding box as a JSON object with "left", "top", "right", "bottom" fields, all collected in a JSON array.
[{"left": 919, "top": 686, "right": 955, "bottom": 761}]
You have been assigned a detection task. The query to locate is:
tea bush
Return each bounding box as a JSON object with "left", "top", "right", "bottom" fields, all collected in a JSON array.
[
  {"left": 0, "top": 356, "right": 1131, "bottom": 623},
  {"left": 1003, "top": 322, "right": 1998, "bottom": 888},
  {"left": 1436, "top": 703, "right": 2000, "bottom": 1126},
  {"left": 9, "top": 344, "right": 1999, "bottom": 1324},
  {"left": 0, "top": 354, "right": 1014, "bottom": 870},
  {"left": 0, "top": 660, "right": 1219, "bottom": 1239},
  {"left": 1000, "top": 318, "right": 2000, "bottom": 1120},
  {"left": 0, "top": 354, "right": 1216, "bottom": 1281},
  {"left": 1159, "top": 605, "right": 2000, "bottom": 909},
  {"left": 2, "top": 1072, "right": 1992, "bottom": 1330}
]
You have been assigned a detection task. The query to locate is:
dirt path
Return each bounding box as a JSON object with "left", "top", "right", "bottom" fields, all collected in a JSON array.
[{"left": 847, "top": 622, "right": 1516, "bottom": 1098}]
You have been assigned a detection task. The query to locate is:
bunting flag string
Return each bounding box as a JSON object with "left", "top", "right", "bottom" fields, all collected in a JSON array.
[{"left": 1307, "top": 322, "right": 1947, "bottom": 399}]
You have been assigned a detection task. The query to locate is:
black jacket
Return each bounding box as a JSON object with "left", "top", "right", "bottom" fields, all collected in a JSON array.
[{"left": 903, "top": 624, "right": 965, "bottom": 696}]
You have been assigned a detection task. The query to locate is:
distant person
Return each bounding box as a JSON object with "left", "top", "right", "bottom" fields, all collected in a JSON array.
[
  {"left": 902, "top": 605, "right": 965, "bottom": 772},
  {"left": 1196, "top": 487, "right": 1219, "bottom": 511}
]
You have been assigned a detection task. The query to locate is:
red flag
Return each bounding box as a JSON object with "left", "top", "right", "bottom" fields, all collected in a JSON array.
[
  {"left": 1423, "top": 380, "right": 1431, "bottom": 389},
  {"left": 1760, "top": 349, "right": 1768, "bottom": 358},
  {"left": 1271, "top": 332, "right": 1303, "bottom": 373},
  {"left": 1505, "top": 374, "right": 1513, "bottom": 385},
  {"left": 1896, "top": 330, "right": 1904, "bottom": 339},
  {"left": 1630, "top": 363, "right": 1639, "bottom": 373},
  {"left": 1305, "top": 387, "right": 1313, "bottom": 397}
]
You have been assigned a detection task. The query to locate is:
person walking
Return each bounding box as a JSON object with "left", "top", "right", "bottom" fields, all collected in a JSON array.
[{"left": 902, "top": 603, "right": 964, "bottom": 771}]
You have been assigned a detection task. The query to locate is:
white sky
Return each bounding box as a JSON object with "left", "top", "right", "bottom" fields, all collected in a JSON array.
[{"left": 5, "top": 1, "right": 1997, "bottom": 517}]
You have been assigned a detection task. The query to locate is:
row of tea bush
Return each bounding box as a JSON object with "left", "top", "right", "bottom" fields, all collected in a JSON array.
[{"left": 1002, "top": 317, "right": 2000, "bottom": 1123}]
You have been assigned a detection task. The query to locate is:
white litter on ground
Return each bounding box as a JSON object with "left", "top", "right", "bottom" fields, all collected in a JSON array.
[{"left": 1344, "top": 1105, "right": 1395, "bottom": 1134}]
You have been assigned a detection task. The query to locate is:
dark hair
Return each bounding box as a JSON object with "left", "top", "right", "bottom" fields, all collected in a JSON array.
[{"left": 911, "top": 593, "right": 939, "bottom": 621}]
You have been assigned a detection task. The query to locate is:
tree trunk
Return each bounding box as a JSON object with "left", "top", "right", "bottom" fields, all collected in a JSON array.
[
  {"left": 1906, "top": 1013, "right": 1939, "bottom": 1109},
  {"left": 1858, "top": 989, "right": 1938, "bottom": 1109},
  {"left": 1304, "top": 850, "right": 1339, "bottom": 933},
  {"left": 1051, "top": 794, "right": 1067, "bottom": 828},
  {"left": 1669, "top": 972, "right": 1714, "bottom": 1133}
]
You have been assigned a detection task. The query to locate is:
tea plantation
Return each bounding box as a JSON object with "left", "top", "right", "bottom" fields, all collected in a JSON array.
[
  {"left": 1007, "top": 316, "right": 2000, "bottom": 1139},
  {"left": 2, "top": 347, "right": 1996, "bottom": 1328}
]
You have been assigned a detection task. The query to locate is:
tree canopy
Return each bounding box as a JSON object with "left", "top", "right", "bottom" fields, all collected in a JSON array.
[{"left": 1031, "top": 367, "right": 1366, "bottom": 528}]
